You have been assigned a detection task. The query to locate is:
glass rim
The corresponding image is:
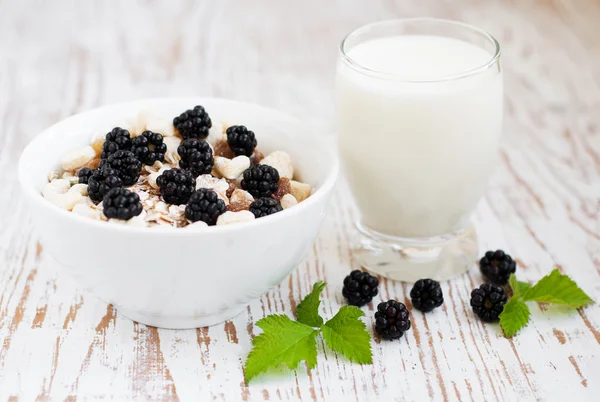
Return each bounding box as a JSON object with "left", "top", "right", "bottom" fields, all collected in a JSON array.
[{"left": 339, "top": 18, "right": 501, "bottom": 83}]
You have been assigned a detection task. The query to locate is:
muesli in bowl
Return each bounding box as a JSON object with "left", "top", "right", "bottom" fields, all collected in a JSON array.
[
  {"left": 45, "top": 105, "right": 313, "bottom": 228},
  {"left": 19, "top": 98, "right": 337, "bottom": 328}
]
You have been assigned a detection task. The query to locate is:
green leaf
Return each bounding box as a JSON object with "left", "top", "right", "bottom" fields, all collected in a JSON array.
[
  {"left": 296, "top": 281, "right": 327, "bottom": 327},
  {"left": 321, "top": 306, "right": 372, "bottom": 364},
  {"left": 522, "top": 269, "right": 594, "bottom": 308},
  {"left": 517, "top": 281, "right": 532, "bottom": 295},
  {"left": 499, "top": 297, "right": 531, "bottom": 338},
  {"left": 244, "top": 315, "right": 318, "bottom": 383},
  {"left": 509, "top": 274, "right": 531, "bottom": 298}
]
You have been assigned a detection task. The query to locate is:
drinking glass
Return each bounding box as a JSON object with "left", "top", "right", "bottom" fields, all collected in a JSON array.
[{"left": 335, "top": 18, "right": 502, "bottom": 281}]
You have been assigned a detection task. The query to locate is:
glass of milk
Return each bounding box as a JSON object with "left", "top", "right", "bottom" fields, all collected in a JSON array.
[{"left": 336, "top": 19, "right": 502, "bottom": 281}]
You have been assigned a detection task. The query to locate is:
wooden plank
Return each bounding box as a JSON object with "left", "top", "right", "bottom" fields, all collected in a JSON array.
[{"left": 0, "top": 0, "right": 599, "bottom": 400}]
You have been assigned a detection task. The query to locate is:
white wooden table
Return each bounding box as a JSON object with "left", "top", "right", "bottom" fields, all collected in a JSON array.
[{"left": 1, "top": 1, "right": 599, "bottom": 400}]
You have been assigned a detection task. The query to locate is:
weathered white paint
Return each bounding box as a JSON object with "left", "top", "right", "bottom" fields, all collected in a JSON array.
[{"left": 0, "top": 0, "right": 599, "bottom": 401}]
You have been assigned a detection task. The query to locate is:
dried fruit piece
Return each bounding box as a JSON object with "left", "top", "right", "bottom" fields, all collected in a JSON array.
[
  {"left": 272, "top": 178, "right": 291, "bottom": 201},
  {"left": 250, "top": 150, "right": 264, "bottom": 165},
  {"left": 226, "top": 182, "right": 236, "bottom": 199},
  {"left": 91, "top": 137, "right": 105, "bottom": 155},
  {"left": 230, "top": 189, "right": 254, "bottom": 203},
  {"left": 84, "top": 157, "right": 102, "bottom": 170},
  {"left": 213, "top": 138, "right": 235, "bottom": 159},
  {"left": 228, "top": 199, "right": 252, "bottom": 212}
]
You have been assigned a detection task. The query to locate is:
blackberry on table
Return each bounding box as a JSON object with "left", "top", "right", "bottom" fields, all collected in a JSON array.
[
  {"left": 185, "top": 188, "right": 226, "bottom": 225},
  {"left": 101, "top": 127, "right": 131, "bottom": 159},
  {"left": 479, "top": 250, "right": 517, "bottom": 285},
  {"left": 78, "top": 167, "right": 94, "bottom": 184},
  {"left": 177, "top": 138, "right": 214, "bottom": 177},
  {"left": 241, "top": 164, "right": 279, "bottom": 198},
  {"left": 102, "top": 188, "right": 143, "bottom": 220},
  {"left": 87, "top": 167, "right": 123, "bottom": 202},
  {"left": 173, "top": 105, "right": 212, "bottom": 140},
  {"left": 226, "top": 125, "right": 257, "bottom": 156},
  {"left": 410, "top": 279, "right": 444, "bottom": 313},
  {"left": 156, "top": 168, "right": 196, "bottom": 205},
  {"left": 131, "top": 130, "right": 167, "bottom": 165},
  {"left": 470, "top": 283, "right": 508, "bottom": 322},
  {"left": 342, "top": 270, "right": 379, "bottom": 307},
  {"left": 374, "top": 300, "right": 411, "bottom": 340},
  {"left": 99, "top": 150, "right": 142, "bottom": 186},
  {"left": 249, "top": 197, "right": 282, "bottom": 218}
]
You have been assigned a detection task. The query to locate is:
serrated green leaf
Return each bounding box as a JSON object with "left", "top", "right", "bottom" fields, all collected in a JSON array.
[
  {"left": 518, "top": 281, "right": 532, "bottom": 294},
  {"left": 499, "top": 297, "right": 531, "bottom": 338},
  {"left": 321, "top": 306, "right": 372, "bottom": 364},
  {"left": 296, "top": 281, "right": 326, "bottom": 327},
  {"left": 523, "top": 269, "right": 594, "bottom": 308},
  {"left": 509, "top": 274, "right": 531, "bottom": 298},
  {"left": 244, "top": 315, "right": 318, "bottom": 383}
]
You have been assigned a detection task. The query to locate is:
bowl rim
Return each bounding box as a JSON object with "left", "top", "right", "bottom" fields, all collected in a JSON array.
[{"left": 18, "top": 97, "right": 339, "bottom": 236}]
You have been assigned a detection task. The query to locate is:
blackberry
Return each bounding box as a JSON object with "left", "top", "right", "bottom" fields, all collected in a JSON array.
[
  {"left": 131, "top": 130, "right": 167, "bottom": 165},
  {"left": 87, "top": 167, "right": 123, "bottom": 202},
  {"left": 101, "top": 127, "right": 131, "bottom": 159},
  {"left": 470, "top": 283, "right": 508, "bottom": 322},
  {"left": 226, "top": 125, "right": 257, "bottom": 156},
  {"left": 156, "top": 168, "right": 196, "bottom": 204},
  {"left": 479, "top": 250, "right": 517, "bottom": 285},
  {"left": 102, "top": 188, "right": 143, "bottom": 220},
  {"left": 241, "top": 164, "right": 279, "bottom": 198},
  {"left": 78, "top": 167, "right": 94, "bottom": 184},
  {"left": 177, "top": 138, "right": 214, "bottom": 177},
  {"left": 173, "top": 105, "right": 212, "bottom": 140},
  {"left": 374, "top": 300, "right": 411, "bottom": 340},
  {"left": 342, "top": 270, "right": 379, "bottom": 307},
  {"left": 249, "top": 197, "right": 282, "bottom": 218},
  {"left": 185, "top": 188, "right": 227, "bottom": 225},
  {"left": 410, "top": 279, "right": 444, "bottom": 312},
  {"left": 99, "top": 150, "right": 142, "bottom": 186}
]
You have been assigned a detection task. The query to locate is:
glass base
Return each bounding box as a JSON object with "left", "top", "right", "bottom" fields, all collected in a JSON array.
[{"left": 351, "top": 223, "right": 478, "bottom": 282}]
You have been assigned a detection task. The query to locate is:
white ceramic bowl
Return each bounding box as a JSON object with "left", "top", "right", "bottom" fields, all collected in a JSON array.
[{"left": 19, "top": 98, "right": 338, "bottom": 329}]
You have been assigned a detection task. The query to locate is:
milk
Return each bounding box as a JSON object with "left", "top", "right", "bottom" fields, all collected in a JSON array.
[{"left": 336, "top": 35, "right": 503, "bottom": 238}]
